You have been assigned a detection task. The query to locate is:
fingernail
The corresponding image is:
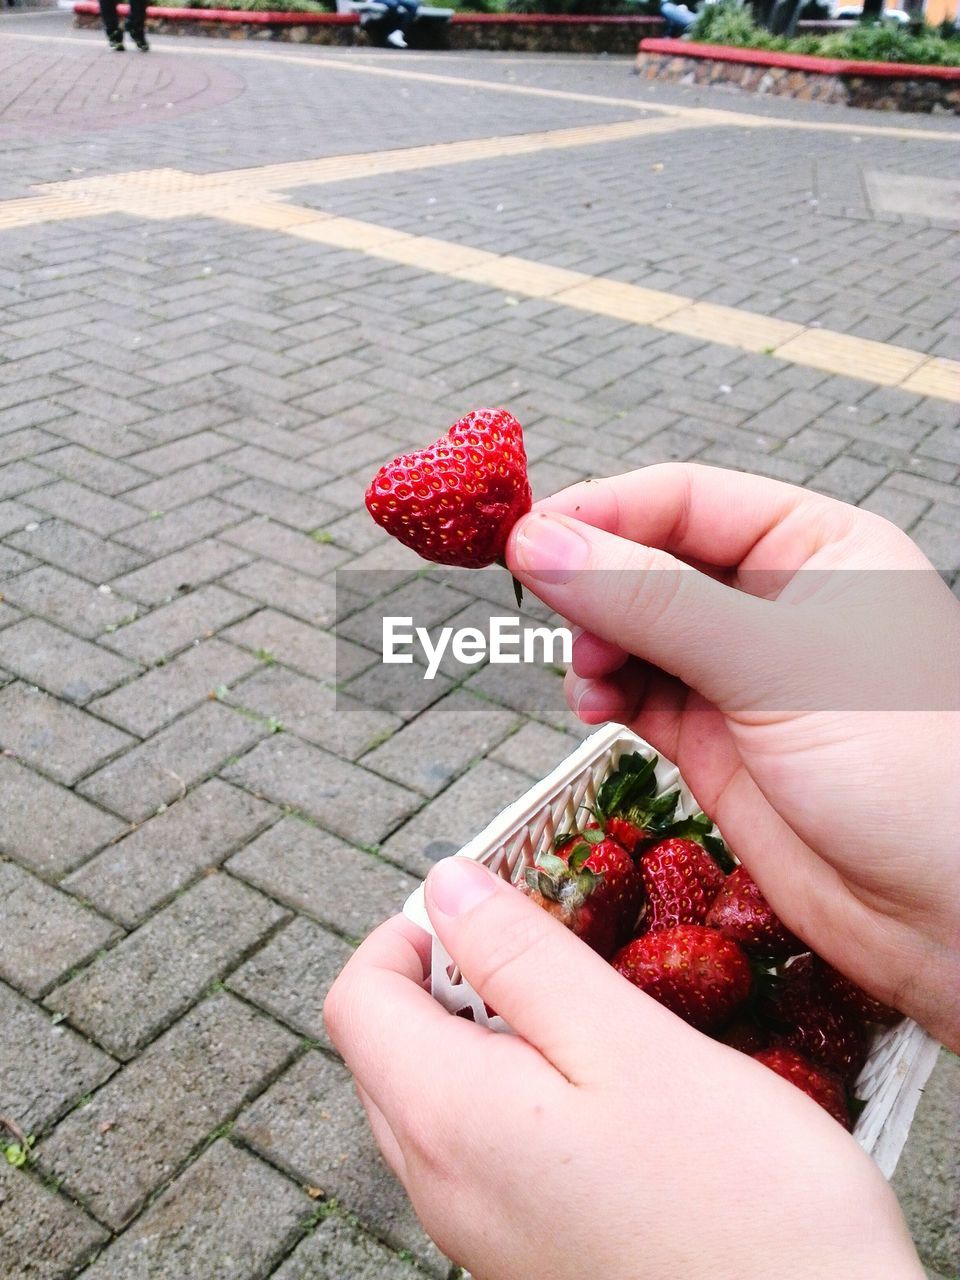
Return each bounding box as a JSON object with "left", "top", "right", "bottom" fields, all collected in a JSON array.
[
  {"left": 427, "top": 858, "right": 497, "bottom": 918},
  {"left": 512, "top": 513, "right": 589, "bottom": 585}
]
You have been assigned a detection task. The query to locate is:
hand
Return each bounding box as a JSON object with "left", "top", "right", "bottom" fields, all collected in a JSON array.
[
  {"left": 325, "top": 858, "right": 924, "bottom": 1280},
  {"left": 506, "top": 463, "right": 960, "bottom": 1050}
]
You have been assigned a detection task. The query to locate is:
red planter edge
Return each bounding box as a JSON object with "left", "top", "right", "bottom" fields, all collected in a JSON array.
[{"left": 639, "top": 36, "right": 960, "bottom": 80}]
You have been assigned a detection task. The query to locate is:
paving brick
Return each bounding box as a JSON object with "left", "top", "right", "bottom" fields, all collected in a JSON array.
[
  {"left": 0, "top": 497, "right": 40, "bottom": 539},
  {"left": 43, "top": 414, "right": 152, "bottom": 459},
  {"left": 90, "top": 638, "right": 260, "bottom": 737},
  {"left": 361, "top": 690, "right": 519, "bottom": 797},
  {"left": 0, "top": 859, "right": 120, "bottom": 999},
  {"left": 893, "top": 1049, "right": 960, "bottom": 1279},
  {"left": 0, "top": 427, "right": 62, "bottom": 467},
  {"left": 36, "top": 446, "right": 148, "bottom": 495},
  {"left": 0, "top": 618, "right": 138, "bottom": 705},
  {"left": 221, "top": 561, "right": 337, "bottom": 626},
  {"left": 46, "top": 873, "right": 288, "bottom": 1059},
  {"left": 77, "top": 701, "right": 268, "bottom": 823},
  {"left": 0, "top": 565, "right": 140, "bottom": 639},
  {"left": 221, "top": 517, "right": 351, "bottom": 578},
  {"left": 0, "top": 459, "right": 50, "bottom": 500},
  {"left": 0, "top": 979, "right": 116, "bottom": 1136},
  {"left": 37, "top": 992, "right": 299, "bottom": 1231},
  {"left": 222, "top": 607, "right": 370, "bottom": 683},
  {"left": 80, "top": 1140, "right": 309, "bottom": 1280},
  {"left": 0, "top": 545, "right": 37, "bottom": 581},
  {"left": 910, "top": 517, "right": 960, "bottom": 574},
  {"left": 381, "top": 758, "right": 531, "bottom": 877},
  {"left": 223, "top": 736, "right": 419, "bottom": 847},
  {"left": 0, "top": 754, "right": 124, "bottom": 876},
  {"left": 109, "top": 538, "right": 252, "bottom": 606},
  {"left": 490, "top": 720, "right": 583, "bottom": 779},
  {"left": 229, "top": 667, "right": 394, "bottom": 759},
  {"left": 219, "top": 445, "right": 329, "bottom": 493},
  {"left": 219, "top": 478, "right": 343, "bottom": 532},
  {"left": 0, "top": 681, "right": 134, "bottom": 784},
  {"left": 0, "top": 601, "right": 19, "bottom": 629},
  {"left": 26, "top": 482, "right": 143, "bottom": 537},
  {"left": 0, "top": 1159, "right": 108, "bottom": 1280},
  {"left": 64, "top": 780, "right": 278, "bottom": 927},
  {"left": 273, "top": 1215, "right": 426, "bottom": 1280},
  {"left": 810, "top": 454, "right": 901, "bottom": 504},
  {"left": 123, "top": 459, "right": 242, "bottom": 513},
  {"left": 858, "top": 484, "right": 932, "bottom": 532},
  {"left": 226, "top": 915, "right": 351, "bottom": 1045},
  {"left": 99, "top": 583, "right": 253, "bottom": 665},
  {"left": 234, "top": 1052, "right": 446, "bottom": 1277},
  {"left": 127, "top": 430, "right": 238, "bottom": 475},
  {"left": 227, "top": 817, "right": 416, "bottom": 941},
  {"left": 7, "top": 518, "right": 143, "bottom": 584},
  {"left": 116, "top": 497, "right": 246, "bottom": 557}
]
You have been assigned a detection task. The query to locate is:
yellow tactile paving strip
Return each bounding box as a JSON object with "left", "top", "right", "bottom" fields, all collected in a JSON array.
[
  {"left": 6, "top": 31, "right": 960, "bottom": 144},
  {"left": 210, "top": 198, "right": 960, "bottom": 401},
  {"left": 0, "top": 42, "right": 956, "bottom": 402}
]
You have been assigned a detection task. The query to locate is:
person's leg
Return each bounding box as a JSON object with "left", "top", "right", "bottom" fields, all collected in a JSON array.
[
  {"left": 99, "top": 0, "right": 124, "bottom": 46},
  {"left": 124, "top": 0, "right": 149, "bottom": 50}
]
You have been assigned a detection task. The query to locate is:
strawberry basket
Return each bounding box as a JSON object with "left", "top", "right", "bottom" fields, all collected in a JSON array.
[{"left": 403, "top": 724, "right": 940, "bottom": 1178}]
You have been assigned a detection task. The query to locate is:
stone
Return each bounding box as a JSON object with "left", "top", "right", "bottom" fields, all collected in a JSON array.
[
  {"left": 0, "top": 755, "right": 125, "bottom": 876},
  {"left": 227, "top": 817, "right": 417, "bottom": 940},
  {"left": 90, "top": 638, "right": 260, "bottom": 738},
  {"left": 226, "top": 915, "right": 352, "bottom": 1046},
  {"left": 0, "top": 681, "right": 134, "bottom": 785},
  {"left": 0, "top": 617, "right": 138, "bottom": 704},
  {"left": 0, "top": 565, "right": 140, "bottom": 639},
  {"left": 109, "top": 539, "right": 252, "bottom": 606},
  {"left": 7, "top": 518, "right": 142, "bottom": 583},
  {"left": 0, "top": 859, "right": 120, "bottom": 999},
  {"left": 234, "top": 1052, "right": 447, "bottom": 1275},
  {"left": 490, "top": 720, "right": 583, "bottom": 778},
  {"left": 45, "top": 873, "right": 289, "bottom": 1059},
  {"left": 77, "top": 701, "right": 267, "bottom": 822},
  {"left": 80, "top": 1140, "right": 309, "bottom": 1280},
  {"left": 0, "top": 1159, "right": 108, "bottom": 1280},
  {"left": 38, "top": 992, "right": 299, "bottom": 1230},
  {"left": 98, "top": 584, "right": 255, "bottom": 665},
  {"left": 223, "top": 735, "right": 420, "bottom": 847},
  {"left": 65, "top": 779, "right": 278, "bottom": 927},
  {"left": 0, "top": 978, "right": 116, "bottom": 1135},
  {"left": 273, "top": 1213, "right": 427, "bottom": 1280}
]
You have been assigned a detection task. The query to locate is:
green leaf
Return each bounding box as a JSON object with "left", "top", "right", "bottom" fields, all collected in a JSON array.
[
  {"left": 595, "top": 752, "right": 658, "bottom": 816},
  {"left": 536, "top": 853, "right": 568, "bottom": 878},
  {"left": 567, "top": 843, "right": 592, "bottom": 873},
  {"left": 704, "top": 833, "right": 736, "bottom": 874},
  {"left": 553, "top": 831, "right": 578, "bottom": 851},
  {"left": 581, "top": 827, "right": 604, "bottom": 845}
]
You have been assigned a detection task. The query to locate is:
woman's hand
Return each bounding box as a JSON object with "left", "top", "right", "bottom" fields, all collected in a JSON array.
[
  {"left": 324, "top": 858, "right": 924, "bottom": 1280},
  {"left": 506, "top": 463, "right": 960, "bottom": 1049}
]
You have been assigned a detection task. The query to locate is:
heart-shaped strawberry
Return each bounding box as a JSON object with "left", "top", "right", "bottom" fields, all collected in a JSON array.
[{"left": 365, "top": 407, "right": 532, "bottom": 569}]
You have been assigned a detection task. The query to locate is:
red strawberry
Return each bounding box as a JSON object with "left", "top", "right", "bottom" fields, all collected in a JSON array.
[
  {"left": 521, "top": 838, "right": 642, "bottom": 959},
  {"left": 813, "top": 958, "right": 902, "bottom": 1026},
  {"left": 365, "top": 407, "right": 531, "bottom": 569},
  {"left": 763, "top": 954, "right": 868, "bottom": 1083},
  {"left": 705, "top": 866, "right": 804, "bottom": 960},
  {"left": 640, "top": 838, "right": 726, "bottom": 932},
  {"left": 717, "top": 1014, "right": 770, "bottom": 1056},
  {"left": 604, "top": 816, "right": 647, "bottom": 856},
  {"left": 752, "top": 1048, "right": 851, "bottom": 1129},
  {"left": 612, "top": 924, "right": 752, "bottom": 1032}
]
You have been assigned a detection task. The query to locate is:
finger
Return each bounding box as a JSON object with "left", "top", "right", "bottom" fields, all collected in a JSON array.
[
  {"left": 324, "top": 914, "right": 556, "bottom": 1138},
  {"left": 355, "top": 1082, "right": 408, "bottom": 1184},
  {"left": 527, "top": 462, "right": 845, "bottom": 573},
  {"left": 424, "top": 856, "right": 688, "bottom": 1083},
  {"left": 571, "top": 627, "right": 630, "bottom": 680},
  {"left": 507, "top": 511, "right": 790, "bottom": 712}
]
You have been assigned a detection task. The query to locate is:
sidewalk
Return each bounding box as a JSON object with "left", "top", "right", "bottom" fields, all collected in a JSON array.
[{"left": 0, "top": 13, "right": 957, "bottom": 1278}]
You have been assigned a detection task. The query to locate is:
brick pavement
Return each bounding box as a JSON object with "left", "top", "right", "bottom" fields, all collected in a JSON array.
[{"left": 0, "top": 13, "right": 957, "bottom": 1280}]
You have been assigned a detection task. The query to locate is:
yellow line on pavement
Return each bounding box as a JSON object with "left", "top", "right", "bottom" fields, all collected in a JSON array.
[
  {"left": 4, "top": 30, "right": 960, "bottom": 143},
  {"left": 215, "top": 198, "right": 959, "bottom": 400}
]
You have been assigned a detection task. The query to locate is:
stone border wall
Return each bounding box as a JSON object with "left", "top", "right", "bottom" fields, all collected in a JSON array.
[
  {"left": 636, "top": 39, "right": 960, "bottom": 113},
  {"left": 73, "top": 5, "right": 663, "bottom": 52}
]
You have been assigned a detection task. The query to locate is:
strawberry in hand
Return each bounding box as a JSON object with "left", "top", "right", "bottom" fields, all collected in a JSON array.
[
  {"left": 706, "top": 866, "right": 805, "bottom": 961},
  {"left": 365, "top": 407, "right": 532, "bottom": 570},
  {"left": 640, "top": 837, "right": 726, "bottom": 932}
]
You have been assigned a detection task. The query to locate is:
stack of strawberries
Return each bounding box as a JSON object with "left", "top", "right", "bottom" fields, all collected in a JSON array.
[{"left": 521, "top": 752, "right": 902, "bottom": 1129}]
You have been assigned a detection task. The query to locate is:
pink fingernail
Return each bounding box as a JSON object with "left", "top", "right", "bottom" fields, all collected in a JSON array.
[
  {"left": 427, "top": 858, "right": 497, "bottom": 917},
  {"left": 513, "top": 513, "right": 589, "bottom": 584}
]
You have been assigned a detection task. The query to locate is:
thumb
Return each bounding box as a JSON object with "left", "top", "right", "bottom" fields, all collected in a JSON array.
[
  {"left": 424, "top": 856, "right": 686, "bottom": 1082},
  {"left": 506, "top": 510, "right": 793, "bottom": 713}
]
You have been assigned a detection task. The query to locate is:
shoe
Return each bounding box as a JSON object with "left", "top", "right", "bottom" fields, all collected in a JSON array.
[
  {"left": 385, "top": 29, "right": 407, "bottom": 47},
  {"left": 126, "top": 27, "right": 149, "bottom": 51},
  {"left": 107, "top": 28, "right": 124, "bottom": 50}
]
